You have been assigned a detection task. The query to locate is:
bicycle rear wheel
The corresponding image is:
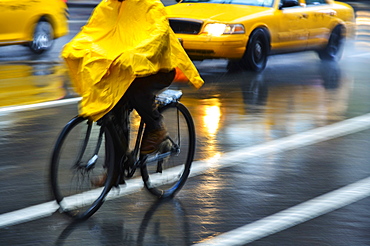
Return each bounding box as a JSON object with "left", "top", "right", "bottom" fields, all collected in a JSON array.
[
  {"left": 141, "top": 102, "right": 196, "bottom": 198},
  {"left": 50, "top": 116, "right": 115, "bottom": 220}
]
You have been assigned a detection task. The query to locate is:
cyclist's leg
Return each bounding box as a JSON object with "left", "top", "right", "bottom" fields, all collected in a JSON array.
[
  {"left": 91, "top": 108, "right": 130, "bottom": 187},
  {"left": 141, "top": 102, "right": 196, "bottom": 198},
  {"left": 125, "top": 69, "right": 176, "bottom": 154},
  {"left": 125, "top": 69, "right": 175, "bottom": 131},
  {"left": 109, "top": 97, "right": 131, "bottom": 146}
]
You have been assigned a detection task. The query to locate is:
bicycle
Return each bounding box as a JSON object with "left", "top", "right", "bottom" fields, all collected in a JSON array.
[{"left": 50, "top": 89, "right": 196, "bottom": 220}]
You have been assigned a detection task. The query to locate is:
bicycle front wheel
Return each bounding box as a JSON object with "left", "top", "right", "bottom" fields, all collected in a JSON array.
[
  {"left": 50, "top": 116, "right": 115, "bottom": 220},
  {"left": 141, "top": 102, "right": 196, "bottom": 198}
]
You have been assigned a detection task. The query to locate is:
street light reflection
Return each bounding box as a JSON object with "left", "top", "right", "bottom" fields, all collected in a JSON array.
[
  {"left": 199, "top": 98, "right": 222, "bottom": 160},
  {"left": 203, "top": 104, "right": 221, "bottom": 136}
]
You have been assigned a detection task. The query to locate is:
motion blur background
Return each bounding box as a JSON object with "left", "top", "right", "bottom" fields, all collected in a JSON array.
[{"left": 1, "top": 0, "right": 370, "bottom": 245}]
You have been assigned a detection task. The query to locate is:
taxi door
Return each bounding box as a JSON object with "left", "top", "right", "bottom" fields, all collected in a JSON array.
[
  {"left": 0, "top": 0, "right": 33, "bottom": 42},
  {"left": 304, "top": 0, "right": 333, "bottom": 48},
  {"left": 276, "top": 0, "right": 309, "bottom": 52}
]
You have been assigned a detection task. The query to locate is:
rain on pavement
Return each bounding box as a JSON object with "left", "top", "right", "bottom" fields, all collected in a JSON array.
[{"left": 0, "top": 1, "right": 370, "bottom": 245}]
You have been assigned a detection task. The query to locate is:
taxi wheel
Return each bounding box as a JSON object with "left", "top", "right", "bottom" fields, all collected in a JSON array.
[
  {"left": 241, "top": 28, "right": 269, "bottom": 72},
  {"left": 318, "top": 25, "right": 344, "bottom": 61},
  {"left": 29, "top": 20, "right": 54, "bottom": 54}
]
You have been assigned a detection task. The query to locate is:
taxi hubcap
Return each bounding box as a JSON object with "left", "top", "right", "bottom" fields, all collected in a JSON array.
[
  {"left": 32, "top": 22, "right": 53, "bottom": 51},
  {"left": 254, "top": 42, "right": 262, "bottom": 62},
  {"left": 35, "top": 34, "right": 50, "bottom": 49}
]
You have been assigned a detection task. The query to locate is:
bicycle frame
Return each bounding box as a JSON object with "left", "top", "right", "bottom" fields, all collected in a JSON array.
[
  {"left": 95, "top": 89, "right": 184, "bottom": 184},
  {"left": 50, "top": 88, "right": 195, "bottom": 219}
]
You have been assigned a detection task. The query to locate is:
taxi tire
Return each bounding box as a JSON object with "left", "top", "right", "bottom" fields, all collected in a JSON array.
[
  {"left": 318, "top": 25, "right": 344, "bottom": 61},
  {"left": 241, "top": 28, "right": 269, "bottom": 72},
  {"left": 29, "top": 20, "right": 54, "bottom": 54}
]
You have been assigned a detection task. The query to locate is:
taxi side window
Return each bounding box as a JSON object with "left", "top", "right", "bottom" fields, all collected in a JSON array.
[
  {"left": 305, "top": 0, "right": 327, "bottom": 5},
  {"left": 280, "top": 0, "right": 300, "bottom": 8},
  {"left": 262, "top": 0, "right": 274, "bottom": 6}
]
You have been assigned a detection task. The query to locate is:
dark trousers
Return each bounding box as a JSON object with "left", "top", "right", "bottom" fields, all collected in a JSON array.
[{"left": 124, "top": 69, "right": 176, "bottom": 131}]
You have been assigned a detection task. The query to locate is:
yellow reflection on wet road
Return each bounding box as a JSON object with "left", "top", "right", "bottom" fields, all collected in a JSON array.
[
  {"left": 264, "top": 64, "right": 352, "bottom": 136},
  {"left": 0, "top": 63, "right": 67, "bottom": 107}
]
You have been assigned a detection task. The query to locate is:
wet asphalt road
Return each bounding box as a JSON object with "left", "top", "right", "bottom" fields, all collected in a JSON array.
[{"left": 1, "top": 2, "right": 370, "bottom": 245}]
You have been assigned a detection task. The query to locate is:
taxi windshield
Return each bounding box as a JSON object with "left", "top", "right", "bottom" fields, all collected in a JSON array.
[{"left": 179, "top": 0, "right": 274, "bottom": 7}]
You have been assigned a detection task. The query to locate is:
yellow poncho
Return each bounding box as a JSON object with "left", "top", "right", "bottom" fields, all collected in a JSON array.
[{"left": 62, "top": 0, "right": 204, "bottom": 121}]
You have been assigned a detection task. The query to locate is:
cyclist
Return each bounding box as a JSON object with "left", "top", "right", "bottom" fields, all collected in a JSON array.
[{"left": 62, "top": 0, "right": 204, "bottom": 155}]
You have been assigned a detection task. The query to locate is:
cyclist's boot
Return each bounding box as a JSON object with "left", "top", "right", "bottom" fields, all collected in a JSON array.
[
  {"left": 159, "top": 138, "right": 172, "bottom": 152},
  {"left": 91, "top": 173, "right": 107, "bottom": 187},
  {"left": 140, "top": 127, "right": 168, "bottom": 155},
  {"left": 91, "top": 173, "right": 126, "bottom": 187}
]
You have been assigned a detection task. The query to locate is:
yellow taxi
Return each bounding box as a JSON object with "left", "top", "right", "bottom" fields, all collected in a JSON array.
[
  {"left": 0, "top": 0, "right": 69, "bottom": 54},
  {"left": 166, "top": 0, "right": 355, "bottom": 71}
]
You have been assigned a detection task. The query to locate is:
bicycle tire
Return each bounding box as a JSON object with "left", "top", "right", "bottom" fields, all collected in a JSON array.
[
  {"left": 50, "top": 116, "right": 115, "bottom": 220},
  {"left": 140, "top": 102, "right": 196, "bottom": 198}
]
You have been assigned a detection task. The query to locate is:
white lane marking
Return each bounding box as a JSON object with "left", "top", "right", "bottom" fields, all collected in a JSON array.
[
  {"left": 0, "top": 98, "right": 81, "bottom": 115},
  {"left": 190, "top": 113, "right": 370, "bottom": 176},
  {"left": 0, "top": 113, "right": 369, "bottom": 229},
  {"left": 0, "top": 201, "right": 60, "bottom": 228},
  {"left": 194, "top": 176, "right": 370, "bottom": 246},
  {"left": 347, "top": 51, "right": 370, "bottom": 58},
  {"left": 0, "top": 178, "right": 144, "bottom": 229}
]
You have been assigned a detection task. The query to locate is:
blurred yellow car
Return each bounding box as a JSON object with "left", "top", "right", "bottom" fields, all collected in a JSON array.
[
  {"left": 0, "top": 0, "right": 69, "bottom": 54},
  {"left": 166, "top": 0, "right": 355, "bottom": 71}
]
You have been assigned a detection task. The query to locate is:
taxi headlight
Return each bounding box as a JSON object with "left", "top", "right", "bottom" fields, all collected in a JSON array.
[{"left": 203, "top": 24, "right": 245, "bottom": 36}]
